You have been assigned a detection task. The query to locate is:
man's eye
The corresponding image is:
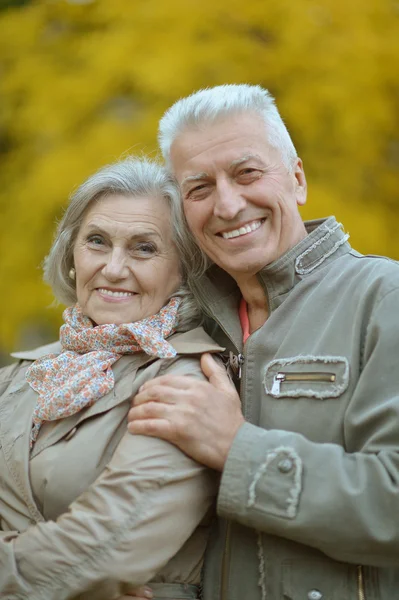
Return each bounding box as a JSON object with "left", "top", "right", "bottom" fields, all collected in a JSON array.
[
  {"left": 239, "top": 168, "right": 260, "bottom": 177},
  {"left": 236, "top": 168, "right": 264, "bottom": 184},
  {"left": 187, "top": 184, "right": 209, "bottom": 199}
]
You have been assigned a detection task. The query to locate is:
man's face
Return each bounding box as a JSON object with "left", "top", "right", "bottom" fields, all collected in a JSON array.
[{"left": 170, "top": 112, "right": 308, "bottom": 283}]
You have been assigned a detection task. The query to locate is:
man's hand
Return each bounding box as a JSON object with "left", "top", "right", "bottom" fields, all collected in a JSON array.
[
  {"left": 128, "top": 353, "right": 245, "bottom": 471},
  {"left": 119, "top": 586, "right": 153, "bottom": 599}
]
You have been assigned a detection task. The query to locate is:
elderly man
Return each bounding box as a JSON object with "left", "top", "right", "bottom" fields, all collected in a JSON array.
[{"left": 129, "top": 84, "right": 399, "bottom": 599}]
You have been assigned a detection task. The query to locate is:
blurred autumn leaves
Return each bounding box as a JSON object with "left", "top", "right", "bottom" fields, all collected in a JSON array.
[{"left": 0, "top": 0, "right": 398, "bottom": 354}]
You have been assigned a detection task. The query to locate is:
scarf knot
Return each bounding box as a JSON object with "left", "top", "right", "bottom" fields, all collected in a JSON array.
[{"left": 26, "top": 297, "right": 181, "bottom": 447}]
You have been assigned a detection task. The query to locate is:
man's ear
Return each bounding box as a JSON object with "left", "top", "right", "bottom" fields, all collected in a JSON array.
[{"left": 294, "top": 158, "right": 307, "bottom": 207}]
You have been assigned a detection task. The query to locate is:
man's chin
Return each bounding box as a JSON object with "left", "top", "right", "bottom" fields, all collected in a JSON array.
[{"left": 215, "top": 258, "right": 270, "bottom": 282}]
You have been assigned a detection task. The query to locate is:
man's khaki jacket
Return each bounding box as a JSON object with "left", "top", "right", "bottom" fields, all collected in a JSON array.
[
  {"left": 190, "top": 217, "right": 399, "bottom": 600},
  {"left": 0, "top": 328, "right": 223, "bottom": 600}
]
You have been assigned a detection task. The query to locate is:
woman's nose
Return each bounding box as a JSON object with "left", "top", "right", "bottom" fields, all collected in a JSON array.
[{"left": 102, "top": 249, "right": 129, "bottom": 280}]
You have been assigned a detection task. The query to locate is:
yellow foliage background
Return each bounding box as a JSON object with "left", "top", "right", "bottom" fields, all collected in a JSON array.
[{"left": 0, "top": 0, "right": 398, "bottom": 358}]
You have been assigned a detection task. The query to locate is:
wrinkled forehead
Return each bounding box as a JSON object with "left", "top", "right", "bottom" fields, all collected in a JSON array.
[{"left": 170, "top": 112, "right": 279, "bottom": 180}]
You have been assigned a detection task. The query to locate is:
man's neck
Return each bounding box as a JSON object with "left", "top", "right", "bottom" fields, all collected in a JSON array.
[{"left": 237, "top": 274, "right": 268, "bottom": 333}]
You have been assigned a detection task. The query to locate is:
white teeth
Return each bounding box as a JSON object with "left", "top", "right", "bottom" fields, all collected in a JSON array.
[
  {"left": 98, "top": 288, "right": 133, "bottom": 298},
  {"left": 221, "top": 220, "right": 263, "bottom": 240}
]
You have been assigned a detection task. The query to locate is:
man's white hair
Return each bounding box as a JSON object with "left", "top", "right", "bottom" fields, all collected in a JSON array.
[{"left": 158, "top": 83, "right": 298, "bottom": 170}]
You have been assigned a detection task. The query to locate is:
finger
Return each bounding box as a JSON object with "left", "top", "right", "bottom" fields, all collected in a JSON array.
[
  {"left": 139, "top": 374, "right": 193, "bottom": 393},
  {"left": 133, "top": 388, "right": 161, "bottom": 407},
  {"left": 128, "top": 401, "right": 172, "bottom": 421},
  {"left": 201, "top": 353, "right": 233, "bottom": 391},
  {"left": 128, "top": 417, "right": 174, "bottom": 440},
  {"left": 133, "top": 384, "right": 187, "bottom": 406},
  {"left": 120, "top": 595, "right": 151, "bottom": 599},
  {"left": 122, "top": 585, "right": 153, "bottom": 598}
]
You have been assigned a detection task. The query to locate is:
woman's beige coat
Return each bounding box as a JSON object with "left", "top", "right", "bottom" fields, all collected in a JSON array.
[{"left": 0, "top": 327, "right": 223, "bottom": 600}]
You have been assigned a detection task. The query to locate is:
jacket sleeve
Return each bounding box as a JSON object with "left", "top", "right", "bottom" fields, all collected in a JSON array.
[
  {"left": 217, "top": 286, "right": 399, "bottom": 567},
  {"left": 0, "top": 356, "right": 217, "bottom": 600}
]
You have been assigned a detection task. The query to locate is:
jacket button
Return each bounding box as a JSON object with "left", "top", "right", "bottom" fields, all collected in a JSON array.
[
  {"left": 277, "top": 458, "right": 293, "bottom": 473},
  {"left": 308, "top": 590, "right": 323, "bottom": 600},
  {"left": 64, "top": 427, "right": 77, "bottom": 441}
]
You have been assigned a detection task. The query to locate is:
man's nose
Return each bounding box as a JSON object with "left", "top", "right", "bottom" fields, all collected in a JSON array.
[
  {"left": 213, "top": 179, "right": 246, "bottom": 220},
  {"left": 102, "top": 248, "right": 129, "bottom": 280}
]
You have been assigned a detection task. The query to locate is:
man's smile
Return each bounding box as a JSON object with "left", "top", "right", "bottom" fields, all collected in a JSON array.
[{"left": 218, "top": 218, "right": 265, "bottom": 240}]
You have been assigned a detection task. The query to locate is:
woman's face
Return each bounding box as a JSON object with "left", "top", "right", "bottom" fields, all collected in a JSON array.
[{"left": 73, "top": 193, "right": 182, "bottom": 326}]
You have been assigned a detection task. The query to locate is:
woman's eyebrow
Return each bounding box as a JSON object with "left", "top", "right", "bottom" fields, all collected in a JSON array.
[
  {"left": 83, "top": 224, "right": 161, "bottom": 241},
  {"left": 128, "top": 231, "right": 161, "bottom": 242},
  {"left": 84, "top": 224, "right": 108, "bottom": 235}
]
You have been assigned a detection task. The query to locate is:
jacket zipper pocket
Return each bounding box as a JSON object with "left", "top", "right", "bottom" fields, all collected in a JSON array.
[
  {"left": 357, "top": 565, "right": 366, "bottom": 600},
  {"left": 271, "top": 371, "right": 336, "bottom": 395}
]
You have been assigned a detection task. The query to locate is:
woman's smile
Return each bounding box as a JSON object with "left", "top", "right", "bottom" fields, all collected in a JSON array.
[
  {"left": 73, "top": 193, "right": 182, "bottom": 325},
  {"left": 96, "top": 287, "right": 137, "bottom": 301}
]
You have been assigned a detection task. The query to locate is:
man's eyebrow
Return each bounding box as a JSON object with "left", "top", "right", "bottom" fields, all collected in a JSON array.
[
  {"left": 180, "top": 155, "right": 265, "bottom": 187},
  {"left": 229, "top": 154, "right": 264, "bottom": 168},
  {"left": 181, "top": 172, "right": 209, "bottom": 187}
]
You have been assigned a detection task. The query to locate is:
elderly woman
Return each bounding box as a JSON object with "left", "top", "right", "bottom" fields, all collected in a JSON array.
[{"left": 0, "top": 158, "right": 224, "bottom": 600}]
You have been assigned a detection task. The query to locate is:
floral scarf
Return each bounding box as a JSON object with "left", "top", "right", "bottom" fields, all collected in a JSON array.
[{"left": 26, "top": 297, "right": 181, "bottom": 448}]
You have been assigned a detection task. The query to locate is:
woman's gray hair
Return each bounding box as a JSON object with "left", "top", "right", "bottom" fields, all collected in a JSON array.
[
  {"left": 44, "top": 157, "right": 202, "bottom": 332},
  {"left": 158, "top": 83, "right": 297, "bottom": 171},
  {"left": 158, "top": 83, "right": 298, "bottom": 279}
]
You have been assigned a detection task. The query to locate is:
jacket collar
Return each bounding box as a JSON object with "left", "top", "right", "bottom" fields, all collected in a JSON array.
[
  {"left": 0, "top": 349, "right": 158, "bottom": 524},
  {"left": 257, "top": 216, "right": 350, "bottom": 309},
  {"left": 2, "top": 327, "right": 224, "bottom": 521},
  {"left": 6, "top": 326, "right": 224, "bottom": 463},
  {"left": 189, "top": 217, "right": 351, "bottom": 352},
  {"left": 10, "top": 327, "right": 224, "bottom": 362},
  {"left": 11, "top": 340, "right": 62, "bottom": 361}
]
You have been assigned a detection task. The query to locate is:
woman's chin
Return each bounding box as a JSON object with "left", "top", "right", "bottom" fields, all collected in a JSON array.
[
  {"left": 82, "top": 299, "right": 141, "bottom": 327},
  {"left": 91, "top": 314, "right": 132, "bottom": 326}
]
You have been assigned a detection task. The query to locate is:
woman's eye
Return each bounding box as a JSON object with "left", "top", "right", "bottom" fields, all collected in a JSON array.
[
  {"left": 135, "top": 242, "right": 156, "bottom": 255},
  {"left": 87, "top": 235, "right": 105, "bottom": 246}
]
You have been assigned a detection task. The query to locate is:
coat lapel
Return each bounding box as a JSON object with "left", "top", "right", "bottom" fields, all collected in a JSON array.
[
  {"left": 0, "top": 375, "right": 45, "bottom": 522},
  {"left": 5, "top": 327, "right": 225, "bottom": 485},
  {"left": 30, "top": 352, "right": 156, "bottom": 459}
]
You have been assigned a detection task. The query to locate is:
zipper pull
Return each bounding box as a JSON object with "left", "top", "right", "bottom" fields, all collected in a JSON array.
[
  {"left": 237, "top": 354, "right": 244, "bottom": 379},
  {"left": 228, "top": 352, "right": 245, "bottom": 380},
  {"left": 271, "top": 373, "right": 285, "bottom": 395}
]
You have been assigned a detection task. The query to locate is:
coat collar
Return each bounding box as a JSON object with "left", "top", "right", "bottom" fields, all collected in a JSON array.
[
  {"left": 26, "top": 328, "right": 224, "bottom": 459},
  {"left": 10, "top": 327, "right": 224, "bottom": 362},
  {"left": 2, "top": 327, "right": 224, "bottom": 522},
  {"left": 6, "top": 326, "right": 224, "bottom": 460},
  {"left": 189, "top": 217, "right": 351, "bottom": 352}
]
